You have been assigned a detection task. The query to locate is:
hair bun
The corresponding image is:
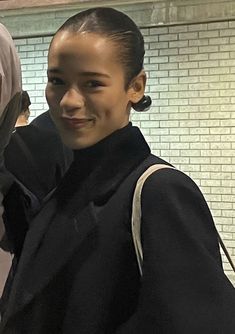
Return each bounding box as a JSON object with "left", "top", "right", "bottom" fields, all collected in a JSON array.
[{"left": 132, "top": 95, "right": 152, "bottom": 112}]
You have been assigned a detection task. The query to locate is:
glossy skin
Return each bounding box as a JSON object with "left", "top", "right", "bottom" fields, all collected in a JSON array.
[{"left": 46, "top": 31, "right": 145, "bottom": 150}]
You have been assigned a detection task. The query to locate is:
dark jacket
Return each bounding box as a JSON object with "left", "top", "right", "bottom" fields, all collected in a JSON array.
[
  {"left": 1, "top": 124, "right": 235, "bottom": 333},
  {"left": 4, "top": 123, "right": 73, "bottom": 202},
  {"left": 30, "top": 110, "right": 58, "bottom": 132}
]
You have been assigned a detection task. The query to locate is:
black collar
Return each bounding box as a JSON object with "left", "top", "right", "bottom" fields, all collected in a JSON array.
[{"left": 55, "top": 123, "right": 150, "bottom": 213}]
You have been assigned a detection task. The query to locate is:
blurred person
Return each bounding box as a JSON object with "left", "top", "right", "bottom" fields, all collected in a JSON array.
[{"left": 15, "top": 90, "right": 31, "bottom": 127}]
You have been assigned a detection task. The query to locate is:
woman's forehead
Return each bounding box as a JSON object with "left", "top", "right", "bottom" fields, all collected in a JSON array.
[
  {"left": 50, "top": 31, "right": 115, "bottom": 57},
  {"left": 48, "top": 31, "right": 121, "bottom": 73}
]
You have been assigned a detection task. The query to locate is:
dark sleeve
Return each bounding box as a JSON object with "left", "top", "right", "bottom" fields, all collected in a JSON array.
[
  {"left": 2, "top": 181, "right": 39, "bottom": 258},
  {"left": 116, "top": 168, "right": 235, "bottom": 333}
]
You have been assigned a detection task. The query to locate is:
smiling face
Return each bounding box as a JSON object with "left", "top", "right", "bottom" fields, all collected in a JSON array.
[{"left": 46, "top": 31, "right": 145, "bottom": 150}]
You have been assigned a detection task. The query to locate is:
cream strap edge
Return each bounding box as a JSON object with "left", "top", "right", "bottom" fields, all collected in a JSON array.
[{"left": 131, "top": 164, "right": 175, "bottom": 276}]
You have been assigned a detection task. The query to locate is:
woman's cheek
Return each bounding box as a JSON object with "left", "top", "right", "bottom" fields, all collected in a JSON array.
[
  {"left": 45, "top": 86, "right": 53, "bottom": 106},
  {"left": 46, "top": 89, "right": 60, "bottom": 109}
]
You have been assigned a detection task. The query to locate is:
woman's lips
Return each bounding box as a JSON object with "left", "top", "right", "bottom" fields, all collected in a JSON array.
[{"left": 62, "top": 117, "right": 93, "bottom": 129}]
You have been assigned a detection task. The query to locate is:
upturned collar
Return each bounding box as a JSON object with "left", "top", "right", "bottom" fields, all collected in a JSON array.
[{"left": 55, "top": 123, "right": 150, "bottom": 211}]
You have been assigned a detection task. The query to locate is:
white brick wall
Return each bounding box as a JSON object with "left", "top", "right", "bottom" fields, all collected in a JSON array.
[
  {"left": 14, "top": 37, "right": 52, "bottom": 118},
  {"left": 135, "top": 21, "right": 235, "bottom": 284},
  {"left": 14, "top": 18, "right": 235, "bottom": 284}
]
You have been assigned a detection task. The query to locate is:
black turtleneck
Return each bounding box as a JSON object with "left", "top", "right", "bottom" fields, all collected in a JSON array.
[
  {"left": 55, "top": 123, "right": 150, "bottom": 212},
  {"left": 2, "top": 123, "right": 150, "bottom": 258}
]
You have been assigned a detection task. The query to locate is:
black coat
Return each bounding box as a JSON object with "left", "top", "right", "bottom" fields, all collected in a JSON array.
[
  {"left": 30, "top": 110, "right": 59, "bottom": 133},
  {"left": 4, "top": 123, "right": 73, "bottom": 202},
  {"left": 1, "top": 124, "right": 235, "bottom": 333}
]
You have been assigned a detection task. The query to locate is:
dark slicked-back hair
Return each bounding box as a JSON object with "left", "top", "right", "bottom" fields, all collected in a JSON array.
[{"left": 55, "top": 7, "right": 145, "bottom": 88}]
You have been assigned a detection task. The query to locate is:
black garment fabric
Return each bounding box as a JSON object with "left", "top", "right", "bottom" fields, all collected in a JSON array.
[
  {"left": 1, "top": 123, "right": 235, "bottom": 333},
  {"left": 4, "top": 123, "right": 73, "bottom": 202},
  {"left": 30, "top": 110, "right": 57, "bottom": 132}
]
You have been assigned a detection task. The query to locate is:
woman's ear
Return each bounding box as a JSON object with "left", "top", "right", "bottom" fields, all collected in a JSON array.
[{"left": 128, "top": 70, "right": 146, "bottom": 104}]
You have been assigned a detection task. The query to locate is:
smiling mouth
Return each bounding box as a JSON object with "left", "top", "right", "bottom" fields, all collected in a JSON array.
[{"left": 62, "top": 118, "right": 93, "bottom": 129}]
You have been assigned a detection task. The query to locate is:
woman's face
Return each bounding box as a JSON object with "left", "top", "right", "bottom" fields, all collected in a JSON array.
[{"left": 46, "top": 31, "right": 139, "bottom": 149}]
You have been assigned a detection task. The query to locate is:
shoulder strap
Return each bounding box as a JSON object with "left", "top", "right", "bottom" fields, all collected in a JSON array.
[
  {"left": 131, "top": 164, "right": 235, "bottom": 276},
  {"left": 131, "top": 164, "right": 174, "bottom": 276}
]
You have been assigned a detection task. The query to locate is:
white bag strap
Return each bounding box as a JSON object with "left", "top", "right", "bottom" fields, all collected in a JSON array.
[
  {"left": 131, "top": 164, "right": 174, "bottom": 276},
  {"left": 131, "top": 164, "right": 235, "bottom": 277}
]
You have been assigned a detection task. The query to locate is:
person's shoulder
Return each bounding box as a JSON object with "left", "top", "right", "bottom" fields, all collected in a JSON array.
[
  {"left": 11, "top": 124, "right": 60, "bottom": 150},
  {"left": 135, "top": 154, "right": 172, "bottom": 173},
  {"left": 141, "top": 162, "right": 201, "bottom": 199},
  {"left": 31, "top": 111, "right": 49, "bottom": 123},
  {"left": 11, "top": 124, "right": 42, "bottom": 143},
  {"left": 31, "top": 111, "right": 56, "bottom": 132}
]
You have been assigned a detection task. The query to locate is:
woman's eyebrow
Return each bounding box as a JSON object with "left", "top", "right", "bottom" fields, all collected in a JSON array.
[
  {"left": 80, "top": 71, "right": 110, "bottom": 78},
  {"left": 47, "top": 68, "right": 62, "bottom": 74},
  {"left": 47, "top": 69, "right": 110, "bottom": 78}
]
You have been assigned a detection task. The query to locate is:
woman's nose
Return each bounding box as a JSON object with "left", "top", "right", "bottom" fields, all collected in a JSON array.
[{"left": 60, "top": 88, "right": 85, "bottom": 112}]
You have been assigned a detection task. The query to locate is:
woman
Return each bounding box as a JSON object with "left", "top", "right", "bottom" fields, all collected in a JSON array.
[{"left": 1, "top": 7, "right": 235, "bottom": 333}]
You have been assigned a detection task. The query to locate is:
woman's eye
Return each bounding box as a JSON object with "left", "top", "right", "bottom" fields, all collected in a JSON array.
[
  {"left": 85, "top": 80, "right": 103, "bottom": 88},
  {"left": 48, "top": 77, "right": 65, "bottom": 85}
]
